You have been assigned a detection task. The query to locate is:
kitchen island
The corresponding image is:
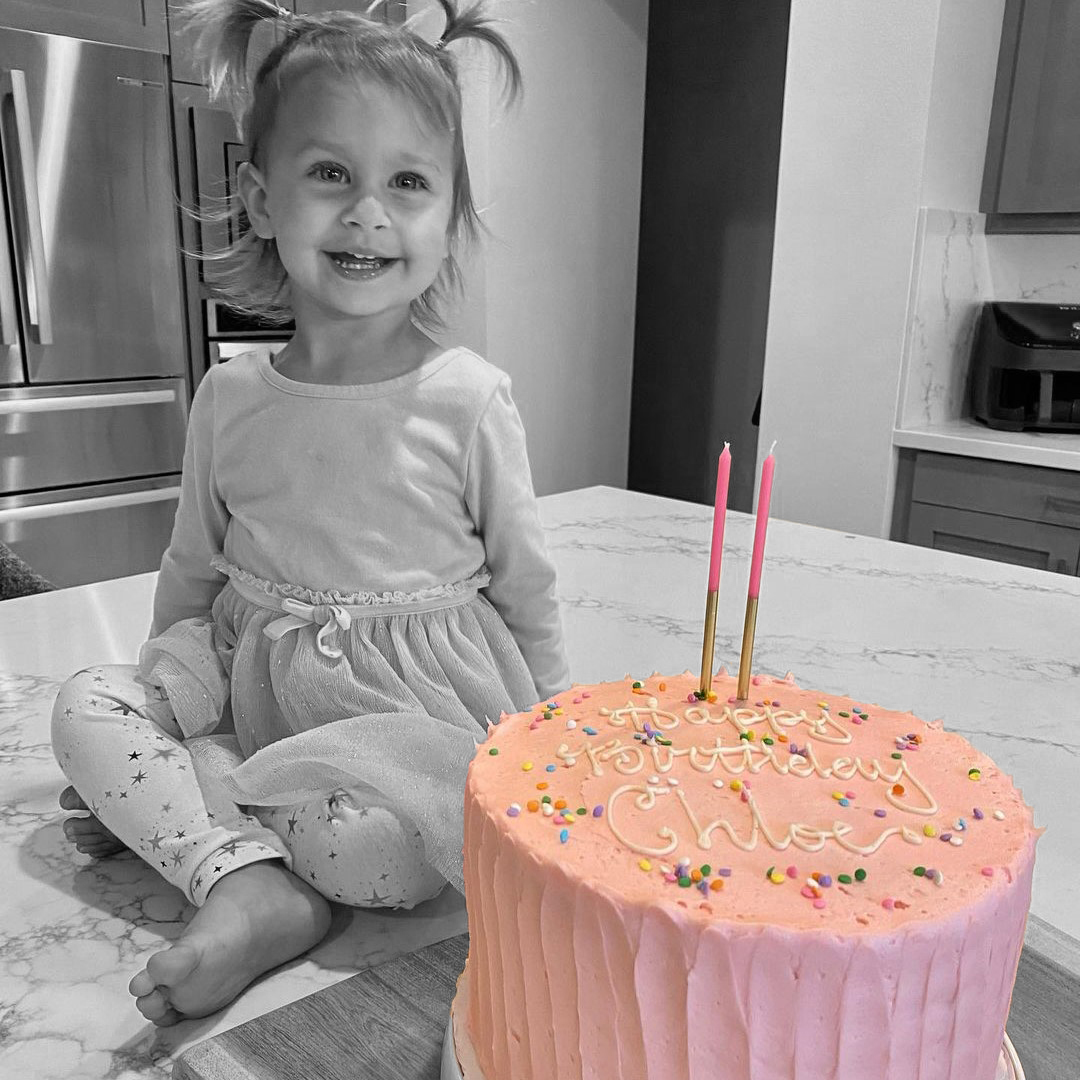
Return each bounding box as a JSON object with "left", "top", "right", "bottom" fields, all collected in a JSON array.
[{"left": 2, "top": 485, "right": 1078, "bottom": 1080}]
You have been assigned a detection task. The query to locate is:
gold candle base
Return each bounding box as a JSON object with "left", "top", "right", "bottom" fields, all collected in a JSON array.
[
  {"left": 698, "top": 589, "right": 719, "bottom": 696},
  {"left": 736, "top": 595, "right": 759, "bottom": 700}
]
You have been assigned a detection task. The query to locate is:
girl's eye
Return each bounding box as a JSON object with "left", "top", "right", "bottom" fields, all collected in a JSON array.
[
  {"left": 311, "top": 163, "right": 348, "bottom": 183},
  {"left": 393, "top": 172, "right": 428, "bottom": 191}
]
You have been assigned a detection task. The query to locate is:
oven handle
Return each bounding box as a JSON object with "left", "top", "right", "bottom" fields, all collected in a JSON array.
[
  {"left": 0, "top": 388, "right": 178, "bottom": 415},
  {"left": 0, "top": 486, "right": 180, "bottom": 525},
  {"left": 1, "top": 69, "right": 53, "bottom": 346}
]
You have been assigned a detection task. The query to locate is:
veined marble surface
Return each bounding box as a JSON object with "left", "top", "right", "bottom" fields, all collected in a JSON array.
[
  {"left": 896, "top": 207, "right": 1080, "bottom": 469},
  {"left": 3, "top": 485, "right": 1079, "bottom": 1078}
]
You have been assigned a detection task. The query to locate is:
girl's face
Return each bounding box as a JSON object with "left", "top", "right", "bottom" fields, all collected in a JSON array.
[{"left": 239, "top": 70, "right": 455, "bottom": 327}]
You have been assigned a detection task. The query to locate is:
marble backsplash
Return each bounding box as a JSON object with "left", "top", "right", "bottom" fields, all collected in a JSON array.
[{"left": 897, "top": 208, "right": 1080, "bottom": 430}]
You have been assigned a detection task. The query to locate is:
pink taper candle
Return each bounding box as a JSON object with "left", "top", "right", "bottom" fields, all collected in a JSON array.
[
  {"left": 698, "top": 445, "right": 731, "bottom": 696},
  {"left": 707, "top": 444, "right": 731, "bottom": 591},
  {"left": 737, "top": 442, "right": 775, "bottom": 699},
  {"left": 747, "top": 444, "right": 776, "bottom": 597}
]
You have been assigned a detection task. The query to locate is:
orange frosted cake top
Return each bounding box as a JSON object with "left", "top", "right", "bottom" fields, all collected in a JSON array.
[{"left": 468, "top": 671, "right": 1038, "bottom": 930}]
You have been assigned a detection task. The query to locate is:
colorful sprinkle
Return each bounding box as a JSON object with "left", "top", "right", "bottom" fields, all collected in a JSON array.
[
  {"left": 717, "top": 867, "right": 732, "bottom": 877},
  {"left": 923, "top": 824, "right": 937, "bottom": 837},
  {"left": 786, "top": 865, "right": 798, "bottom": 879},
  {"left": 812, "top": 898, "right": 827, "bottom": 909},
  {"left": 537, "top": 782, "right": 549, "bottom": 790},
  {"left": 993, "top": 809, "right": 1005, "bottom": 820},
  {"left": 592, "top": 805, "right": 603, "bottom": 817},
  {"left": 837, "top": 874, "right": 853, "bottom": 885},
  {"left": 545, "top": 764, "right": 556, "bottom": 772},
  {"left": 730, "top": 780, "right": 743, "bottom": 792},
  {"left": 638, "top": 859, "right": 652, "bottom": 872},
  {"left": 874, "top": 809, "right": 887, "bottom": 818},
  {"left": 981, "top": 866, "right": 994, "bottom": 877},
  {"left": 891, "top": 784, "right": 906, "bottom": 796},
  {"left": 973, "top": 807, "right": 985, "bottom": 820},
  {"left": 559, "top": 829, "right": 569, "bottom": 843},
  {"left": 914, "top": 866, "right": 926, "bottom": 877},
  {"left": 522, "top": 761, "right": 533, "bottom": 771},
  {"left": 527, "top": 800, "right": 539, "bottom": 812},
  {"left": 710, "top": 879, "right": 724, "bottom": 892},
  {"left": 506, "top": 804, "right": 521, "bottom": 817},
  {"left": 854, "top": 868, "right": 867, "bottom": 882},
  {"left": 582, "top": 726, "right": 597, "bottom": 736},
  {"left": 678, "top": 876, "right": 692, "bottom": 888},
  {"left": 882, "top": 897, "right": 895, "bottom": 910},
  {"left": 968, "top": 768, "right": 981, "bottom": 780},
  {"left": 488, "top": 747, "right": 499, "bottom": 755}
]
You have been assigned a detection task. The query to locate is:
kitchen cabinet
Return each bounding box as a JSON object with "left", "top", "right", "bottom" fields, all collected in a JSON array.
[
  {"left": 981, "top": 0, "right": 1080, "bottom": 225},
  {"left": 0, "top": 0, "right": 167, "bottom": 52},
  {"left": 893, "top": 450, "right": 1080, "bottom": 575},
  {"left": 168, "top": 0, "right": 405, "bottom": 86}
]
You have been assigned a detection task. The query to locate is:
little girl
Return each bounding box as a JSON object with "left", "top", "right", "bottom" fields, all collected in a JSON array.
[{"left": 51, "top": 0, "right": 567, "bottom": 1027}]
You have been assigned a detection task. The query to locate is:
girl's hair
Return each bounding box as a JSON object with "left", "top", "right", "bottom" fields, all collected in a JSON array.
[{"left": 186, "top": 0, "right": 521, "bottom": 331}]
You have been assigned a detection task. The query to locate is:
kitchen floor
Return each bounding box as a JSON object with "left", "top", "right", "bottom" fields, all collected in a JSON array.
[{"left": 1, "top": 671, "right": 467, "bottom": 1080}]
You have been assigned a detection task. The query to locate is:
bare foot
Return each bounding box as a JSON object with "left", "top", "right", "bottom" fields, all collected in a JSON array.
[
  {"left": 59, "top": 786, "right": 127, "bottom": 858},
  {"left": 128, "top": 861, "right": 332, "bottom": 1025}
]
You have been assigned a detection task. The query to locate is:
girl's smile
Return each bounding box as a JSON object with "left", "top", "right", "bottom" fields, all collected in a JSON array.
[{"left": 239, "top": 71, "right": 454, "bottom": 327}]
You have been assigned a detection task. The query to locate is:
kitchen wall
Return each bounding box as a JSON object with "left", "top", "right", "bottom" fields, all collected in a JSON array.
[
  {"left": 411, "top": 0, "right": 648, "bottom": 499},
  {"left": 757, "top": 0, "right": 1037, "bottom": 537}
]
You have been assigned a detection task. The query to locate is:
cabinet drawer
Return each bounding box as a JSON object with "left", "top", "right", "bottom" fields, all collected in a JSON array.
[
  {"left": 907, "top": 502, "right": 1080, "bottom": 575},
  {"left": 0, "top": 379, "right": 186, "bottom": 495},
  {"left": 910, "top": 452, "right": 1080, "bottom": 529}
]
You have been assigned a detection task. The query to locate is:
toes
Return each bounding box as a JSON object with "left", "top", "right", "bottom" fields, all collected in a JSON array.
[
  {"left": 146, "top": 944, "right": 201, "bottom": 990},
  {"left": 129, "top": 967, "right": 157, "bottom": 998},
  {"left": 59, "top": 786, "right": 88, "bottom": 811},
  {"left": 134, "top": 987, "right": 179, "bottom": 1026}
]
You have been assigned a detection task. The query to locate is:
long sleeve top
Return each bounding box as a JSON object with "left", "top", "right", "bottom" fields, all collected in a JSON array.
[{"left": 151, "top": 347, "right": 569, "bottom": 699}]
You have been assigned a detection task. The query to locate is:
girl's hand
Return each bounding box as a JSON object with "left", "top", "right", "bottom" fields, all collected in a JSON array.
[{"left": 59, "top": 786, "right": 127, "bottom": 858}]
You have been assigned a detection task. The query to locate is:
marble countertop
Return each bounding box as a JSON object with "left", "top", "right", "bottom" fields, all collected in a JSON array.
[
  {"left": 3, "top": 484, "right": 1078, "bottom": 1079},
  {"left": 894, "top": 417, "right": 1080, "bottom": 471}
]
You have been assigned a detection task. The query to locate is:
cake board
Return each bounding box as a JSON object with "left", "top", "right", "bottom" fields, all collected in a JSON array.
[{"left": 440, "top": 962, "right": 1025, "bottom": 1080}]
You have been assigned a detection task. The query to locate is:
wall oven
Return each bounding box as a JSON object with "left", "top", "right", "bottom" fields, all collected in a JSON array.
[{"left": 0, "top": 26, "right": 188, "bottom": 588}]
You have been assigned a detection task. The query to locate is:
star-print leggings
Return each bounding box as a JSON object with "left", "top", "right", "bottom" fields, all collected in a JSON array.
[{"left": 51, "top": 665, "right": 445, "bottom": 909}]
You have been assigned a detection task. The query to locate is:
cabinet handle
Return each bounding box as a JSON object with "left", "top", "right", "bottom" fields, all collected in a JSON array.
[
  {"left": 1045, "top": 495, "right": 1080, "bottom": 519},
  {"left": 1, "top": 69, "right": 53, "bottom": 346}
]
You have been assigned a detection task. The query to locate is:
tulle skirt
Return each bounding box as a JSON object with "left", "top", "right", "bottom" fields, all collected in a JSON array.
[{"left": 138, "top": 557, "right": 540, "bottom": 892}]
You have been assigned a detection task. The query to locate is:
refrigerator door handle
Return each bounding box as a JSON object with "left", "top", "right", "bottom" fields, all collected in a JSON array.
[
  {"left": 0, "top": 387, "right": 178, "bottom": 415},
  {"left": 1, "top": 68, "right": 53, "bottom": 346},
  {"left": 0, "top": 485, "right": 180, "bottom": 525},
  {"left": 0, "top": 179, "right": 17, "bottom": 347}
]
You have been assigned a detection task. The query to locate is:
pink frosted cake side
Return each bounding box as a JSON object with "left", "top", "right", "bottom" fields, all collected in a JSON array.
[{"left": 461, "top": 671, "right": 1038, "bottom": 1080}]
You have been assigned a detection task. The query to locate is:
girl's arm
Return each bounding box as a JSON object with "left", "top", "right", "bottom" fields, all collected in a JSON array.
[
  {"left": 465, "top": 377, "right": 570, "bottom": 701},
  {"left": 149, "top": 371, "right": 229, "bottom": 638}
]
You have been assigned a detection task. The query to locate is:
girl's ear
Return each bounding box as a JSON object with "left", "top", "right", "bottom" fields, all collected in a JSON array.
[{"left": 238, "top": 161, "right": 274, "bottom": 239}]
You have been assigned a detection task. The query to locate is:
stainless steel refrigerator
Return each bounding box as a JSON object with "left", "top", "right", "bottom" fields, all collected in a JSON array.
[{"left": 0, "top": 25, "right": 188, "bottom": 588}]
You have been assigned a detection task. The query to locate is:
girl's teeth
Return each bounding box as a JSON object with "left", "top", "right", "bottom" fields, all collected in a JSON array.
[{"left": 333, "top": 254, "right": 387, "bottom": 270}]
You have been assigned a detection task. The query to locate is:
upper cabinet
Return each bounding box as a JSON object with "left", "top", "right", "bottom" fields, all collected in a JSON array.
[
  {"left": 169, "top": 0, "right": 405, "bottom": 86},
  {"left": 981, "top": 0, "right": 1080, "bottom": 222},
  {"left": 0, "top": 0, "right": 167, "bottom": 52}
]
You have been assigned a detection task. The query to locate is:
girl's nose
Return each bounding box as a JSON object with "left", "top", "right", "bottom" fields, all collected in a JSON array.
[{"left": 345, "top": 193, "right": 390, "bottom": 230}]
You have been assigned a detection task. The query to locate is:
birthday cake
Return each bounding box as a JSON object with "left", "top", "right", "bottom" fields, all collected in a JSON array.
[{"left": 457, "top": 670, "right": 1037, "bottom": 1080}]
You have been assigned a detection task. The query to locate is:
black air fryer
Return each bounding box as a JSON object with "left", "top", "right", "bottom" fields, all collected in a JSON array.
[{"left": 970, "top": 302, "right": 1080, "bottom": 431}]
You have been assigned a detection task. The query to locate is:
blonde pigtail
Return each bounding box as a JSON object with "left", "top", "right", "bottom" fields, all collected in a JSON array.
[
  {"left": 432, "top": 0, "right": 522, "bottom": 106},
  {"left": 182, "top": 0, "right": 291, "bottom": 112}
]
